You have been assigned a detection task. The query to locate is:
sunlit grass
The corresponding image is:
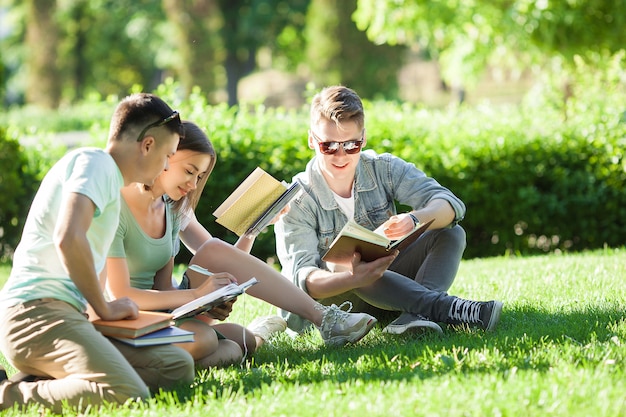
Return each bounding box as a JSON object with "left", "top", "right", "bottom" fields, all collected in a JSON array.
[{"left": 1, "top": 248, "right": 625, "bottom": 416}]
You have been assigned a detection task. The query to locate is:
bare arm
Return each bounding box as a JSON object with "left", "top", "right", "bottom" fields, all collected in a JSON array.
[
  {"left": 106, "top": 256, "right": 195, "bottom": 310},
  {"left": 106, "top": 256, "right": 237, "bottom": 311},
  {"left": 54, "top": 192, "right": 137, "bottom": 321},
  {"left": 152, "top": 258, "right": 177, "bottom": 291},
  {"left": 381, "top": 198, "right": 456, "bottom": 240}
]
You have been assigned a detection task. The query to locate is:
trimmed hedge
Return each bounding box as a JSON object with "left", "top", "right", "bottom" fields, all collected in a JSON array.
[
  {"left": 2, "top": 95, "right": 625, "bottom": 262},
  {"left": 0, "top": 129, "right": 72, "bottom": 260},
  {"left": 0, "top": 129, "right": 42, "bottom": 259}
]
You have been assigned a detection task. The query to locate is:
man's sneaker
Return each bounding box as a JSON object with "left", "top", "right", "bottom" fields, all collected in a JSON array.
[
  {"left": 382, "top": 312, "right": 443, "bottom": 335},
  {"left": 316, "top": 302, "right": 377, "bottom": 346},
  {"left": 447, "top": 299, "right": 503, "bottom": 331},
  {"left": 248, "top": 315, "right": 287, "bottom": 342}
]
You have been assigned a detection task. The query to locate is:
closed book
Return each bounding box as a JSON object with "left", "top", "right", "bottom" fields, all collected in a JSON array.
[
  {"left": 322, "top": 218, "right": 434, "bottom": 265},
  {"left": 90, "top": 311, "right": 173, "bottom": 339},
  {"left": 213, "top": 167, "right": 302, "bottom": 237},
  {"left": 112, "top": 326, "right": 195, "bottom": 347}
]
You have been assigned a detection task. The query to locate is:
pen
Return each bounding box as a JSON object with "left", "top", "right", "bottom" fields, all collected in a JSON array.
[{"left": 188, "top": 264, "right": 214, "bottom": 276}]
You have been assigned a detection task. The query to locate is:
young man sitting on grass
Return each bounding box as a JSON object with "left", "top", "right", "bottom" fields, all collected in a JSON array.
[
  {"left": 0, "top": 93, "right": 194, "bottom": 413},
  {"left": 274, "top": 85, "right": 503, "bottom": 336}
]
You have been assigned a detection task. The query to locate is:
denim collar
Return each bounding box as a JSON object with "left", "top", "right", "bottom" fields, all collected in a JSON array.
[{"left": 309, "top": 153, "right": 379, "bottom": 212}]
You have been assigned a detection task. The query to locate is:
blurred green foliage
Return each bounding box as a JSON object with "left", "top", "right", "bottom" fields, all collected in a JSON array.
[
  {"left": 355, "top": 0, "right": 626, "bottom": 89},
  {"left": 0, "top": 128, "right": 65, "bottom": 260}
]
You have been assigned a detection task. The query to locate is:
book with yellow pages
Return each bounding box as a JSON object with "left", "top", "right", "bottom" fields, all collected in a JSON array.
[
  {"left": 322, "top": 218, "right": 434, "bottom": 265},
  {"left": 90, "top": 310, "right": 173, "bottom": 339},
  {"left": 213, "top": 167, "right": 302, "bottom": 236}
]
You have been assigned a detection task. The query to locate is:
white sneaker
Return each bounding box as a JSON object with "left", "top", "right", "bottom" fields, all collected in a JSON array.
[
  {"left": 316, "top": 302, "right": 377, "bottom": 346},
  {"left": 248, "top": 315, "right": 287, "bottom": 342},
  {"left": 382, "top": 312, "right": 443, "bottom": 335}
]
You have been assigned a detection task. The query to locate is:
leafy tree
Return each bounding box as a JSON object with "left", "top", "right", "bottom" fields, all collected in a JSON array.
[
  {"left": 305, "top": 0, "right": 406, "bottom": 99},
  {"left": 1, "top": 0, "right": 312, "bottom": 107},
  {"left": 217, "top": 0, "right": 309, "bottom": 106},
  {"left": 2, "top": 0, "right": 169, "bottom": 105},
  {"left": 60, "top": 0, "right": 168, "bottom": 99},
  {"left": 353, "top": 0, "right": 626, "bottom": 93},
  {"left": 161, "top": 0, "right": 222, "bottom": 99}
]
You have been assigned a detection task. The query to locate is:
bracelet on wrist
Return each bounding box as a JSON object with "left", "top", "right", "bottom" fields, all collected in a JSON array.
[{"left": 408, "top": 213, "right": 420, "bottom": 226}]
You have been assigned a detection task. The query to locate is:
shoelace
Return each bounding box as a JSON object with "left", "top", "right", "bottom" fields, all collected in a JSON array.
[
  {"left": 316, "top": 301, "right": 353, "bottom": 339},
  {"left": 448, "top": 299, "right": 482, "bottom": 324}
]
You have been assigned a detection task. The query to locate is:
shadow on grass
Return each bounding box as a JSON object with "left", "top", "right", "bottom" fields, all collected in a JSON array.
[{"left": 172, "top": 302, "right": 625, "bottom": 402}]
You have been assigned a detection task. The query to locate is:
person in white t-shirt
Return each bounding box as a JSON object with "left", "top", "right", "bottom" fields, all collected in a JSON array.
[{"left": 0, "top": 93, "right": 194, "bottom": 413}]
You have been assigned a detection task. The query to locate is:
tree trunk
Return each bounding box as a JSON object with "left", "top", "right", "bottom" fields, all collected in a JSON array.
[
  {"left": 162, "top": 0, "right": 221, "bottom": 99},
  {"left": 219, "top": 0, "right": 258, "bottom": 107},
  {"left": 25, "top": 0, "right": 61, "bottom": 108},
  {"left": 71, "top": 1, "right": 88, "bottom": 102},
  {"left": 224, "top": 47, "right": 255, "bottom": 107}
]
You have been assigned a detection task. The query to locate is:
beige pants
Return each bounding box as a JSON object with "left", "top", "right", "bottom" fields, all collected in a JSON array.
[{"left": 0, "top": 299, "right": 194, "bottom": 412}]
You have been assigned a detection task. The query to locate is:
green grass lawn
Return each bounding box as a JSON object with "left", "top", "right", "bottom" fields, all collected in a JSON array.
[{"left": 1, "top": 248, "right": 625, "bottom": 416}]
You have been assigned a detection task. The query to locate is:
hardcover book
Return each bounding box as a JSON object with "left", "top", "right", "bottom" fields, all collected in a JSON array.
[
  {"left": 112, "top": 326, "right": 195, "bottom": 347},
  {"left": 322, "top": 218, "right": 434, "bottom": 265},
  {"left": 90, "top": 310, "right": 173, "bottom": 339},
  {"left": 213, "top": 167, "right": 302, "bottom": 236}
]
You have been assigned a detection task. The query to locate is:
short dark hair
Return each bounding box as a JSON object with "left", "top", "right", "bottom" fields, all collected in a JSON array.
[{"left": 108, "top": 93, "right": 181, "bottom": 142}]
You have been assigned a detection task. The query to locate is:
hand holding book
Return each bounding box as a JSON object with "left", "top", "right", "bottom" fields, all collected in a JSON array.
[
  {"left": 172, "top": 264, "right": 259, "bottom": 320},
  {"left": 374, "top": 213, "right": 422, "bottom": 240},
  {"left": 201, "top": 298, "right": 235, "bottom": 321},
  {"left": 322, "top": 217, "right": 434, "bottom": 265}
]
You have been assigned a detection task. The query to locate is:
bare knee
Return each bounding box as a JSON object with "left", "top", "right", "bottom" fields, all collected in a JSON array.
[
  {"left": 193, "top": 238, "right": 232, "bottom": 263},
  {"left": 212, "top": 323, "right": 258, "bottom": 354},
  {"left": 177, "top": 322, "right": 219, "bottom": 361}
]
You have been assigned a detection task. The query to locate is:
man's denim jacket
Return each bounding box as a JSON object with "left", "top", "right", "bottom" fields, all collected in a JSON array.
[{"left": 274, "top": 150, "right": 466, "bottom": 332}]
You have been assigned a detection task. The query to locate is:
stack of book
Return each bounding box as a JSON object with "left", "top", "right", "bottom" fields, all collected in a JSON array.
[{"left": 90, "top": 311, "right": 194, "bottom": 347}]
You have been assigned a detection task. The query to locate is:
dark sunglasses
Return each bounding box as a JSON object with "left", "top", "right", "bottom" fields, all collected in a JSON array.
[
  {"left": 310, "top": 130, "right": 364, "bottom": 155},
  {"left": 136, "top": 110, "right": 183, "bottom": 142}
]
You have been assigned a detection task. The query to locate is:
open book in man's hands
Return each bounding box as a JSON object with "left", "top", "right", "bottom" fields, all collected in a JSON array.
[
  {"left": 322, "top": 218, "right": 434, "bottom": 265},
  {"left": 213, "top": 167, "right": 302, "bottom": 237},
  {"left": 171, "top": 276, "right": 259, "bottom": 321}
]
